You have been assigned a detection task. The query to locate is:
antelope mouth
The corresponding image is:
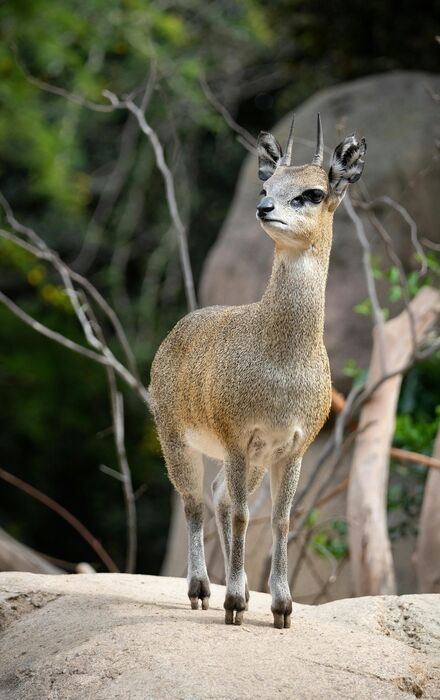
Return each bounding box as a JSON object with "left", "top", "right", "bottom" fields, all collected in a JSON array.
[{"left": 260, "top": 218, "right": 288, "bottom": 227}]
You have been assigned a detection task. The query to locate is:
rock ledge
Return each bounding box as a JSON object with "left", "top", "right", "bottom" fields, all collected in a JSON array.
[{"left": 1, "top": 573, "right": 439, "bottom": 699}]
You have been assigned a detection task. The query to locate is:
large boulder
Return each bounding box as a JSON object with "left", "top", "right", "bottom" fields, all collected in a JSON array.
[
  {"left": 200, "top": 71, "right": 440, "bottom": 388},
  {"left": 1, "top": 573, "right": 440, "bottom": 699}
]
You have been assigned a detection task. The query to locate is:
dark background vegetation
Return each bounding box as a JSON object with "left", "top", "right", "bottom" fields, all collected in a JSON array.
[{"left": 0, "top": 0, "right": 439, "bottom": 573}]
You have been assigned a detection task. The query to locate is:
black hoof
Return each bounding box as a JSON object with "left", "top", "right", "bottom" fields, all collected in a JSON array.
[
  {"left": 271, "top": 598, "right": 292, "bottom": 629},
  {"left": 188, "top": 576, "right": 211, "bottom": 610},
  {"left": 224, "top": 592, "right": 246, "bottom": 625}
]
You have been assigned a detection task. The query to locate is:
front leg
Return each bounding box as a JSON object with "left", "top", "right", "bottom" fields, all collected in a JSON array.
[
  {"left": 269, "top": 457, "right": 301, "bottom": 629},
  {"left": 223, "top": 453, "right": 248, "bottom": 625}
]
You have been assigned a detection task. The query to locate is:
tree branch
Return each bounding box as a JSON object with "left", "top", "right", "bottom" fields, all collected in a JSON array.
[
  {"left": 359, "top": 195, "right": 427, "bottom": 274},
  {"left": 344, "top": 193, "right": 387, "bottom": 375},
  {"left": 102, "top": 90, "right": 197, "bottom": 311},
  {"left": 0, "top": 467, "right": 119, "bottom": 572},
  {"left": 0, "top": 197, "right": 149, "bottom": 404}
]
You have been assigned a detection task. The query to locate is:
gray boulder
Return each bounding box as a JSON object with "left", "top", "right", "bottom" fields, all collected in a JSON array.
[
  {"left": 1, "top": 572, "right": 440, "bottom": 699},
  {"left": 200, "top": 71, "right": 440, "bottom": 388}
]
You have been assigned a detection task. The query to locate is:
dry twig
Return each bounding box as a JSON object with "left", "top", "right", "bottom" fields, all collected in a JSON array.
[
  {"left": 0, "top": 467, "right": 118, "bottom": 572},
  {"left": 344, "top": 193, "right": 387, "bottom": 374},
  {"left": 102, "top": 89, "right": 197, "bottom": 311}
]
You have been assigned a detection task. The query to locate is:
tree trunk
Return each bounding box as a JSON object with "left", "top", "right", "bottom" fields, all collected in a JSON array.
[
  {"left": 0, "top": 528, "right": 63, "bottom": 574},
  {"left": 347, "top": 287, "right": 440, "bottom": 596},
  {"left": 415, "top": 427, "right": 440, "bottom": 592}
]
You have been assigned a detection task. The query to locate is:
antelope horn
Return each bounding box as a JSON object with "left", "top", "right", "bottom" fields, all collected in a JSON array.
[
  {"left": 279, "top": 114, "right": 295, "bottom": 166},
  {"left": 312, "top": 113, "right": 324, "bottom": 166}
]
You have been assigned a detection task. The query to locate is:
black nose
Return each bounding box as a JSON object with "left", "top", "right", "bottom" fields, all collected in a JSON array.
[{"left": 257, "top": 196, "right": 275, "bottom": 217}]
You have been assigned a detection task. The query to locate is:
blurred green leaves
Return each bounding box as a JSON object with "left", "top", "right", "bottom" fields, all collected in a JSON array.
[{"left": 307, "top": 516, "right": 349, "bottom": 562}]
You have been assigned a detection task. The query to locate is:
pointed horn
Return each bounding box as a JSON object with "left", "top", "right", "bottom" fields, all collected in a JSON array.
[
  {"left": 312, "top": 113, "right": 324, "bottom": 166},
  {"left": 279, "top": 114, "right": 295, "bottom": 166}
]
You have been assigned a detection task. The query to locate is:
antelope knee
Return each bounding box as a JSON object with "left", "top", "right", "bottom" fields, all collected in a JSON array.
[
  {"left": 184, "top": 498, "right": 204, "bottom": 525},
  {"left": 232, "top": 506, "right": 249, "bottom": 535},
  {"left": 272, "top": 515, "right": 290, "bottom": 537}
]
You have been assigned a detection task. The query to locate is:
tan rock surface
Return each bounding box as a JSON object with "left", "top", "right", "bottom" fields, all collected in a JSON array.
[{"left": 1, "top": 573, "right": 439, "bottom": 699}]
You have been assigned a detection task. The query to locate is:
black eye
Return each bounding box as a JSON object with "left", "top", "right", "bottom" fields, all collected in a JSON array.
[
  {"left": 290, "top": 195, "right": 304, "bottom": 208},
  {"left": 304, "top": 189, "right": 325, "bottom": 204}
]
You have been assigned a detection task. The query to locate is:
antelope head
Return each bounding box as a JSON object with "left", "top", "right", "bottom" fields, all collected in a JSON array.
[{"left": 256, "top": 114, "right": 366, "bottom": 253}]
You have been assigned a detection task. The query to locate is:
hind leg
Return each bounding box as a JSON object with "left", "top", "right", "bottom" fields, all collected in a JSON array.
[
  {"left": 212, "top": 464, "right": 266, "bottom": 612},
  {"left": 212, "top": 469, "right": 232, "bottom": 581},
  {"left": 161, "top": 435, "right": 210, "bottom": 610}
]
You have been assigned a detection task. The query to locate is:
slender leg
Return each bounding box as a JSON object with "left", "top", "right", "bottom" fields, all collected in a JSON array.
[
  {"left": 212, "top": 469, "right": 232, "bottom": 580},
  {"left": 162, "top": 438, "right": 210, "bottom": 610},
  {"left": 213, "top": 472, "right": 249, "bottom": 608},
  {"left": 223, "top": 453, "right": 248, "bottom": 625},
  {"left": 269, "top": 457, "right": 301, "bottom": 629}
]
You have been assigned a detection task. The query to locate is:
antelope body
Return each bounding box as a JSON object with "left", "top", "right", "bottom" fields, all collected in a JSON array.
[{"left": 149, "top": 115, "right": 366, "bottom": 628}]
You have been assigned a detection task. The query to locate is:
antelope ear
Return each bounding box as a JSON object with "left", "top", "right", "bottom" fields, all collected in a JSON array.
[
  {"left": 257, "top": 131, "right": 283, "bottom": 181},
  {"left": 328, "top": 134, "right": 366, "bottom": 210}
]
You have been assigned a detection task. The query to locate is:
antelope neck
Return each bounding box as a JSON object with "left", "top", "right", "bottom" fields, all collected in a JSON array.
[{"left": 258, "top": 245, "right": 330, "bottom": 357}]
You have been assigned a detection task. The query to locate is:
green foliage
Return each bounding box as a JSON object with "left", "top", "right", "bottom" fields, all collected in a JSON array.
[
  {"left": 388, "top": 359, "right": 440, "bottom": 541},
  {"left": 309, "top": 518, "right": 348, "bottom": 561},
  {"left": 386, "top": 254, "right": 440, "bottom": 305},
  {"left": 354, "top": 298, "right": 372, "bottom": 316},
  {"left": 354, "top": 252, "right": 440, "bottom": 326},
  {"left": 304, "top": 508, "right": 318, "bottom": 529},
  {"left": 342, "top": 359, "right": 367, "bottom": 396},
  {"left": 0, "top": 237, "right": 74, "bottom": 314},
  {"left": 394, "top": 411, "right": 440, "bottom": 455},
  {"left": 342, "top": 353, "right": 440, "bottom": 544},
  {"left": 348, "top": 244, "right": 440, "bottom": 546}
]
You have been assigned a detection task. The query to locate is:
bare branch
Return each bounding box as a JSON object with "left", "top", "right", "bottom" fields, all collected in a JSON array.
[
  {"left": 101, "top": 90, "right": 197, "bottom": 311},
  {"left": 351, "top": 333, "right": 440, "bottom": 416},
  {"left": 124, "top": 99, "right": 197, "bottom": 311},
  {"left": 332, "top": 388, "right": 440, "bottom": 471},
  {"left": 0, "top": 226, "right": 141, "bottom": 384},
  {"left": 0, "top": 196, "right": 148, "bottom": 402},
  {"left": 27, "top": 76, "right": 116, "bottom": 112},
  {"left": 0, "top": 467, "right": 119, "bottom": 572},
  {"left": 77, "top": 293, "right": 138, "bottom": 573},
  {"left": 235, "top": 134, "right": 256, "bottom": 154},
  {"left": 71, "top": 272, "right": 141, "bottom": 383},
  {"left": 109, "top": 383, "right": 137, "bottom": 573},
  {"left": 12, "top": 45, "right": 115, "bottom": 113},
  {"left": 347, "top": 286, "right": 440, "bottom": 596},
  {"left": 13, "top": 55, "right": 196, "bottom": 313},
  {"left": 0, "top": 207, "right": 141, "bottom": 573},
  {"left": 293, "top": 381, "right": 362, "bottom": 517},
  {"left": 73, "top": 64, "right": 157, "bottom": 272},
  {"left": 360, "top": 195, "right": 428, "bottom": 274},
  {"left": 200, "top": 75, "right": 256, "bottom": 151},
  {"left": 416, "top": 335, "right": 440, "bottom": 358},
  {"left": 0, "top": 286, "right": 150, "bottom": 403},
  {"left": 0, "top": 289, "right": 111, "bottom": 366},
  {"left": 201, "top": 77, "right": 334, "bottom": 159},
  {"left": 100, "top": 464, "right": 125, "bottom": 482},
  {"left": 311, "top": 559, "right": 345, "bottom": 604},
  {"left": 344, "top": 193, "right": 387, "bottom": 374},
  {"left": 390, "top": 447, "right": 440, "bottom": 471},
  {"left": 422, "top": 237, "right": 440, "bottom": 252},
  {"left": 364, "top": 209, "right": 418, "bottom": 355}
]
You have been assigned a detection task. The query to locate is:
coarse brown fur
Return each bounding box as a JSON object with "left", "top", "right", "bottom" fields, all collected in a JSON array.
[{"left": 148, "top": 116, "right": 366, "bottom": 627}]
